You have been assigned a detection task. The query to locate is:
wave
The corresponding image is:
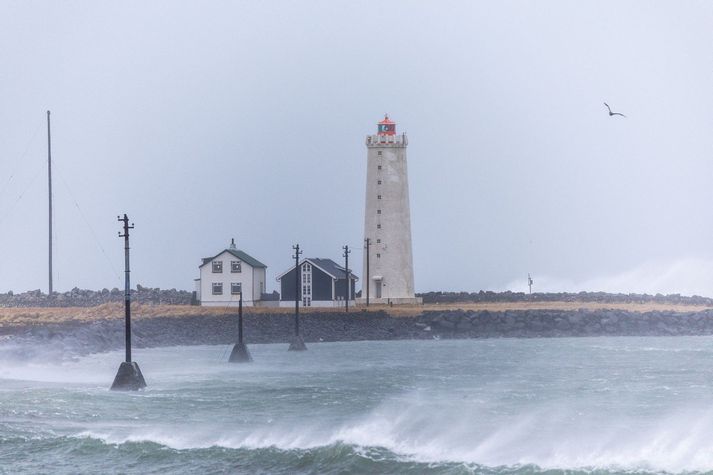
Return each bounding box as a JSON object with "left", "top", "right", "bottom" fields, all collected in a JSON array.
[{"left": 72, "top": 393, "right": 713, "bottom": 473}]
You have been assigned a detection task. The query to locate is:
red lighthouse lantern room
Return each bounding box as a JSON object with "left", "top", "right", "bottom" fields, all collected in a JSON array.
[{"left": 377, "top": 114, "right": 396, "bottom": 136}]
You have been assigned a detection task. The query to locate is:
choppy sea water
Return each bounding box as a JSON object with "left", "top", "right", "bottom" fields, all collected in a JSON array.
[{"left": 2, "top": 337, "right": 713, "bottom": 474}]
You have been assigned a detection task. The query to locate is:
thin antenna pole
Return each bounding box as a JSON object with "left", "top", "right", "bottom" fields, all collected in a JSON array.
[
  {"left": 47, "top": 111, "right": 53, "bottom": 295},
  {"left": 343, "top": 245, "right": 351, "bottom": 313},
  {"left": 364, "top": 238, "right": 370, "bottom": 307}
]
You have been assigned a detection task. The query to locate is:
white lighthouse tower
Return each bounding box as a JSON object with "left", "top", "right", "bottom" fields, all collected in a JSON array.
[{"left": 359, "top": 115, "right": 421, "bottom": 305}]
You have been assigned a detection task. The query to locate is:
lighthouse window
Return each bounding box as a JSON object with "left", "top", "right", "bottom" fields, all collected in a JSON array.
[
  {"left": 377, "top": 253, "right": 381, "bottom": 259},
  {"left": 377, "top": 180, "right": 382, "bottom": 185},
  {"left": 377, "top": 195, "right": 382, "bottom": 200},
  {"left": 212, "top": 282, "right": 223, "bottom": 295},
  {"left": 377, "top": 165, "right": 382, "bottom": 170},
  {"left": 377, "top": 209, "right": 381, "bottom": 214},
  {"left": 377, "top": 239, "right": 381, "bottom": 243},
  {"left": 212, "top": 261, "right": 223, "bottom": 273},
  {"left": 377, "top": 224, "right": 381, "bottom": 229}
]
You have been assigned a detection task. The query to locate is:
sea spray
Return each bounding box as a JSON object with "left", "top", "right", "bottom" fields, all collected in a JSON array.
[{"left": 3, "top": 338, "right": 713, "bottom": 474}]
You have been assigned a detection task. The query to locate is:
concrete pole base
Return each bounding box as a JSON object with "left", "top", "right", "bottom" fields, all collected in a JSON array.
[
  {"left": 228, "top": 342, "right": 253, "bottom": 363},
  {"left": 288, "top": 335, "right": 307, "bottom": 351},
  {"left": 110, "top": 361, "right": 147, "bottom": 391}
]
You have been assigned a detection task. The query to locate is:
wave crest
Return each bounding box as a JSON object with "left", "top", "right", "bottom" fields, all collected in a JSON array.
[{"left": 73, "top": 394, "right": 713, "bottom": 473}]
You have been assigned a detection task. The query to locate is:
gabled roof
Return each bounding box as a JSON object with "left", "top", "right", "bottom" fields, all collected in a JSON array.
[
  {"left": 200, "top": 249, "right": 267, "bottom": 269},
  {"left": 275, "top": 257, "right": 358, "bottom": 281},
  {"left": 309, "top": 258, "right": 355, "bottom": 280}
]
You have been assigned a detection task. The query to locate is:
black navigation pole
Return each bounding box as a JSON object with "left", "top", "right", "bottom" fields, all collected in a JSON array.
[
  {"left": 239, "top": 293, "right": 243, "bottom": 344},
  {"left": 229, "top": 288, "right": 252, "bottom": 362},
  {"left": 294, "top": 244, "right": 301, "bottom": 336},
  {"left": 364, "top": 238, "right": 370, "bottom": 307},
  {"left": 343, "top": 245, "right": 351, "bottom": 313},
  {"left": 110, "top": 214, "right": 147, "bottom": 391},
  {"left": 121, "top": 214, "right": 133, "bottom": 364},
  {"left": 288, "top": 244, "right": 307, "bottom": 351}
]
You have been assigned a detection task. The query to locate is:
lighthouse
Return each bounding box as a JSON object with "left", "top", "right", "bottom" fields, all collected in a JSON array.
[{"left": 359, "top": 115, "right": 421, "bottom": 305}]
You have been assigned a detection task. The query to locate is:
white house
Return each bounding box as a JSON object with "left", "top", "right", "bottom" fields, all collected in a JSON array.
[{"left": 196, "top": 239, "right": 267, "bottom": 307}]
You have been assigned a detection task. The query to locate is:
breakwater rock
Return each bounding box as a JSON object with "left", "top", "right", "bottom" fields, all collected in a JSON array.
[
  {"left": 418, "top": 309, "right": 713, "bottom": 337},
  {"left": 0, "top": 286, "right": 193, "bottom": 308},
  {"left": 0, "top": 311, "right": 421, "bottom": 360},
  {"left": 419, "top": 291, "right": 713, "bottom": 306},
  {"left": 4, "top": 288, "right": 711, "bottom": 309},
  {"left": 4, "top": 309, "right": 713, "bottom": 360}
]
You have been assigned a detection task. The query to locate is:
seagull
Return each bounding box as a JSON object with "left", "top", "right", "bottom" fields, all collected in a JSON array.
[{"left": 604, "top": 102, "right": 626, "bottom": 118}]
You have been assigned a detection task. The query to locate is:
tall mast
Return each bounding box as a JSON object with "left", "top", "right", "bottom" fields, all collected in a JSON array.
[{"left": 47, "top": 110, "right": 53, "bottom": 295}]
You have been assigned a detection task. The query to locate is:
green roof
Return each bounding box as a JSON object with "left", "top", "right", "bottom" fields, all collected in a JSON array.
[{"left": 200, "top": 249, "right": 267, "bottom": 269}]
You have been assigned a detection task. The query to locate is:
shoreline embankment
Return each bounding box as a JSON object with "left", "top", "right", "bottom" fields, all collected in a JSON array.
[{"left": 4, "top": 308, "right": 713, "bottom": 360}]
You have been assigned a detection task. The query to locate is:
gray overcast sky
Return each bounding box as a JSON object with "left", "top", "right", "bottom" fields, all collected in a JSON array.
[{"left": 1, "top": 1, "right": 713, "bottom": 296}]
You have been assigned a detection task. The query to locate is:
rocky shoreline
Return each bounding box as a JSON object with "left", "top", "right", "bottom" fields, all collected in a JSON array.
[
  {"left": 3, "top": 287, "right": 713, "bottom": 308},
  {"left": 420, "top": 291, "right": 713, "bottom": 306},
  {"left": 3, "top": 308, "right": 713, "bottom": 361},
  {"left": 0, "top": 286, "right": 193, "bottom": 308},
  {"left": 417, "top": 308, "right": 713, "bottom": 337}
]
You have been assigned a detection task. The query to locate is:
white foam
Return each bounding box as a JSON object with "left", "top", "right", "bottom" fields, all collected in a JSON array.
[
  {"left": 10, "top": 341, "right": 713, "bottom": 473},
  {"left": 72, "top": 396, "right": 713, "bottom": 473}
]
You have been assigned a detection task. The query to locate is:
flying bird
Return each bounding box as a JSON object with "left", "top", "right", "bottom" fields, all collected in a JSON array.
[{"left": 604, "top": 102, "right": 626, "bottom": 118}]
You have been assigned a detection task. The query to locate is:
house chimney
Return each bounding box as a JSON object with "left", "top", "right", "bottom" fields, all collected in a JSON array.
[{"left": 230, "top": 238, "right": 237, "bottom": 250}]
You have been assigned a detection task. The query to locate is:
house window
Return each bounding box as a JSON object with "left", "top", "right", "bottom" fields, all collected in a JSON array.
[
  {"left": 377, "top": 165, "right": 382, "bottom": 170},
  {"left": 377, "top": 253, "right": 381, "bottom": 259},
  {"left": 301, "top": 263, "right": 312, "bottom": 306},
  {"left": 377, "top": 239, "right": 381, "bottom": 243},
  {"left": 377, "top": 180, "right": 382, "bottom": 185},
  {"left": 231, "top": 260, "right": 242, "bottom": 273},
  {"left": 377, "top": 151, "right": 382, "bottom": 156},
  {"left": 377, "top": 224, "right": 381, "bottom": 229},
  {"left": 377, "top": 209, "right": 381, "bottom": 214},
  {"left": 231, "top": 282, "right": 242, "bottom": 295},
  {"left": 212, "top": 282, "right": 223, "bottom": 295},
  {"left": 212, "top": 261, "right": 223, "bottom": 273},
  {"left": 377, "top": 195, "right": 382, "bottom": 200}
]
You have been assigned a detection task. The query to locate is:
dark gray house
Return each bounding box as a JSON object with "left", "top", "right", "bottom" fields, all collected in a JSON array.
[{"left": 276, "top": 258, "right": 358, "bottom": 307}]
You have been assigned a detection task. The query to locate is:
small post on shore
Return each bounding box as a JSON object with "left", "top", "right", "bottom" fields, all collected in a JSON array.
[
  {"left": 528, "top": 273, "right": 534, "bottom": 295},
  {"left": 343, "top": 244, "right": 350, "bottom": 313},
  {"left": 288, "top": 244, "right": 307, "bottom": 351},
  {"left": 110, "top": 214, "right": 147, "bottom": 391},
  {"left": 229, "top": 290, "right": 252, "bottom": 362}
]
